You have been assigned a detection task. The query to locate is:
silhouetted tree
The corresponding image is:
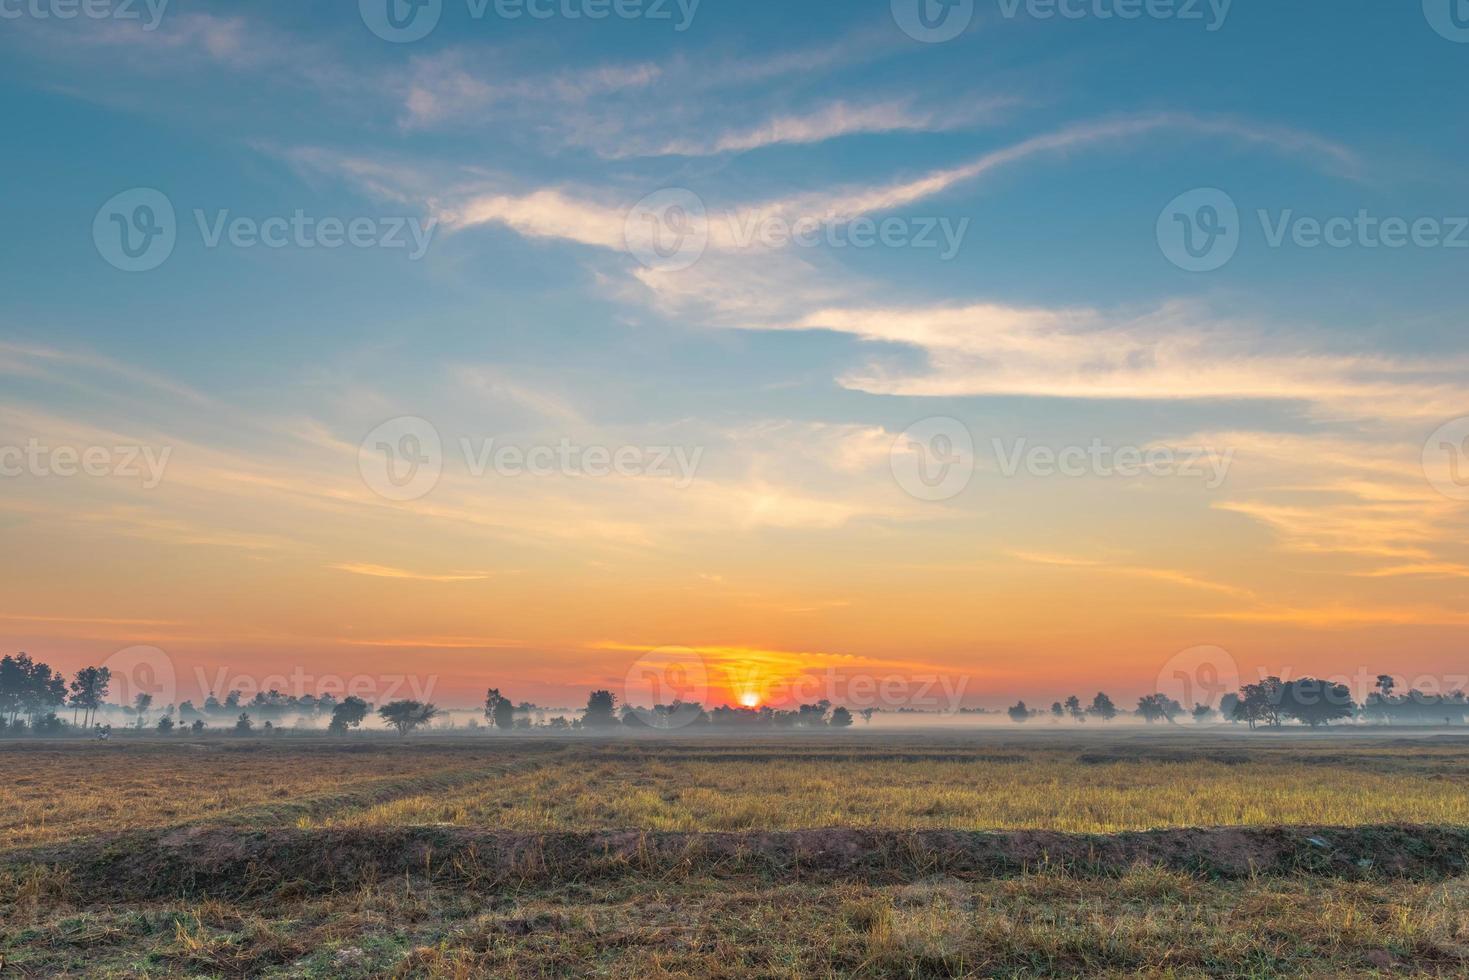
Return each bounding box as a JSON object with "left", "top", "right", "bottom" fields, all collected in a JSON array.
[
  {"left": 132, "top": 693, "right": 153, "bottom": 728},
  {"left": 1192, "top": 703, "right": 1216, "bottom": 724},
  {"left": 1232, "top": 677, "right": 1283, "bottom": 729},
  {"left": 0, "top": 655, "right": 26, "bottom": 726},
  {"left": 797, "top": 701, "right": 832, "bottom": 727},
  {"left": 1050, "top": 701, "right": 1064, "bottom": 721},
  {"left": 328, "top": 696, "right": 369, "bottom": 733},
  {"left": 1088, "top": 692, "right": 1118, "bottom": 722},
  {"left": 1136, "top": 694, "right": 1184, "bottom": 724},
  {"left": 157, "top": 715, "right": 175, "bottom": 733},
  {"left": 69, "top": 666, "right": 111, "bottom": 729},
  {"left": 583, "top": 690, "right": 619, "bottom": 728},
  {"left": 1219, "top": 692, "right": 1241, "bottom": 723},
  {"left": 485, "top": 688, "right": 515, "bottom": 731},
  {"left": 234, "top": 712, "right": 254, "bottom": 734},
  {"left": 378, "top": 700, "right": 439, "bottom": 736},
  {"left": 1278, "top": 678, "right": 1356, "bottom": 728},
  {"left": 0, "top": 654, "right": 67, "bottom": 727},
  {"left": 1065, "top": 695, "right": 1085, "bottom": 722},
  {"left": 1008, "top": 701, "right": 1031, "bottom": 723},
  {"left": 859, "top": 707, "right": 877, "bottom": 725},
  {"left": 830, "top": 706, "right": 854, "bottom": 728}
]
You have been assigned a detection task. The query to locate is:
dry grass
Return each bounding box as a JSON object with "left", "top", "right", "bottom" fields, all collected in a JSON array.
[
  {"left": 3, "top": 731, "right": 1468, "bottom": 976},
  {"left": 316, "top": 747, "right": 1469, "bottom": 834},
  {"left": 0, "top": 741, "right": 557, "bottom": 848},
  {"left": 4, "top": 869, "right": 1467, "bottom": 977}
]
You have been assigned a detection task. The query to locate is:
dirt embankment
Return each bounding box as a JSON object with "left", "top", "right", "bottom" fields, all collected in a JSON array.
[{"left": 9, "top": 824, "right": 1468, "bottom": 901}]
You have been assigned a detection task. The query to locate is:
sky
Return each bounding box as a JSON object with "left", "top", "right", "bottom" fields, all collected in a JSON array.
[{"left": 1, "top": 0, "right": 1466, "bottom": 713}]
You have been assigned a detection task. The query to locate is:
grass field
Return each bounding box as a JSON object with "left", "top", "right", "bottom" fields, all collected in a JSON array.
[{"left": 3, "top": 729, "right": 1468, "bottom": 976}]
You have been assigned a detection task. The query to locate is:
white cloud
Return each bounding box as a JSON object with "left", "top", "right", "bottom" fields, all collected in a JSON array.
[{"left": 779, "top": 300, "right": 1466, "bottom": 422}]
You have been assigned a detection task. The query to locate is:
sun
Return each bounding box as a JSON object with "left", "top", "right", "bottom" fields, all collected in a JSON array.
[{"left": 739, "top": 692, "right": 761, "bottom": 708}]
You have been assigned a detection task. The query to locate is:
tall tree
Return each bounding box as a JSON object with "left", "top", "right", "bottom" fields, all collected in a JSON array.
[
  {"left": 0, "top": 654, "right": 31, "bottom": 725},
  {"left": 583, "top": 690, "right": 619, "bottom": 728},
  {"left": 378, "top": 700, "right": 439, "bottom": 736},
  {"left": 485, "top": 688, "right": 514, "bottom": 731},
  {"left": 1232, "top": 677, "right": 1284, "bottom": 730},
  {"left": 1, "top": 654, "right": 67, "bottom": 727},
  {"left": 328, "top": 696, "right": 369, "bottom": 733},
  {"left": 1088, "top": 692, "right": 1118, "bottom": 722},
  {"left": 1278, "top": 678, "right": 1356, "bottom": 728},
  {"left": 132, "top": 692, "right": 153, "bottom": 728},
  {"left": 69, "top": 666, "right": 112, "bottom": 728},
  {"left": 1136, "top": 694, "right": 1184, "bottom": 724},
  {"left": 25, "top": 660, "right": 67, "bottom": 726}
]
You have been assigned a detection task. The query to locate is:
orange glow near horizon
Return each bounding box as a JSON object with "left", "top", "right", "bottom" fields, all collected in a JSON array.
[{"left": 5, "top": 375, "right": 1469, "bottom": 713}]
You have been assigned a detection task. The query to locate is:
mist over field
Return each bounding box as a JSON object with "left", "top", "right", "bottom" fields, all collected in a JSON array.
[{"left": 5, "top": 0, "right": 1468, "bottom": 973}]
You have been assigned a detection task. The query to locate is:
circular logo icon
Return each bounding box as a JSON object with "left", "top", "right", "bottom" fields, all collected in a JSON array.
[
  {"left": 1157, "top": 188, "right": 1239, "bottom": 273},
  {"left": 93, "top": 188, "right": 176, "bottom": 273},
  {"left": 359, "top": 416, "right": 443, "bottom": 502},
  {"left": 100, "top": 645, "right": 178, "bottom": 714},
  {"left": 1423, "top": 416, "right": 1469, "bottom": 501},
  {"left": 892, "top": 0, "right": 974, "bottom": 42},
  {"left": 890, "top": 417, "right": 975, "bottom": 502},
  {"left": 624, "top": 188, "right": 709, "bottom": 272},
  {"left": 1155, "top": 644, "right": 1239, "bottom": 712},
  {"left": 360, "top": 0, "right": 442, "bottom": 42},
  {"left": 1424, "top": 0, "right": 1469, "bottom": 42},
  {"left": 623, "top": 646, "right": 710, "bottom": 729}
]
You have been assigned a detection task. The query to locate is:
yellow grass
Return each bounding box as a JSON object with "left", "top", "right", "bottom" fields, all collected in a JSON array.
[{"left": 316, "top": 748, "right": 1469, "bottom": 833}]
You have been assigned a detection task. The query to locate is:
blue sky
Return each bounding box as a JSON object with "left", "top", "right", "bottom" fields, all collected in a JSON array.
[{"left": 1, "top": 0, "right": 1467, "bottom": 706}]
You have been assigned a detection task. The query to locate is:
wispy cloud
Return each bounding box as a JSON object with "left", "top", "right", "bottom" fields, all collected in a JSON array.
[
  {"left": 1196, "top": 605, "right": 1469, "bottom": 628},
  {"left": 400, "top": 50, "right": 662, "bottom": 130},
  {"left": 608, "top": 97, "right": 1014, "bottom": 158},
  {"left": 329, "top": 563, "right": 494, "bottom": 583},
  {"left": 781, "top": 300, "right": 1466, "bottom": 421},
  {"left": 1008, "top": 550, "right": 1254, "bottom": 599},
  {"left": 746, "top": 113, "right": 1360, "bottom": 228}
]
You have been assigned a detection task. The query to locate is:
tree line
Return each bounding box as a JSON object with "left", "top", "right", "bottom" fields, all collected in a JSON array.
[
  {"left": 485, "top": 689, "right": 863, "bottom": 730},
  {"left": 1009, "top": 676, "right": 1469, "bottom": 728},
  {"left": 0, "top": 653, "right": 435, "bottom": 737},
  {"left": 6, "top": 652, "right": 1467, "bottom": 737}
]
